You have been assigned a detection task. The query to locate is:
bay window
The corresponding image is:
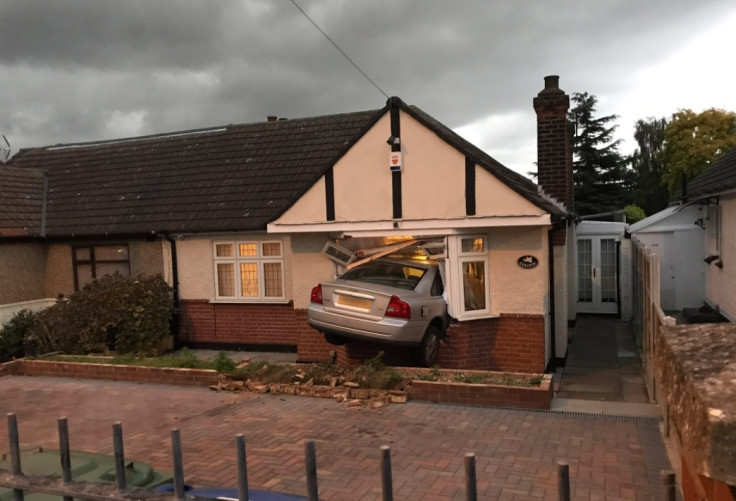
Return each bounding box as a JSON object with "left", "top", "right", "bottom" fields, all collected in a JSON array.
[{"left": 448, "top": 235, "right": 491, "bottom": 318}]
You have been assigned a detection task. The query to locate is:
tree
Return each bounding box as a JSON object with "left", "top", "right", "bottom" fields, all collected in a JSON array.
[
  {"left": 660, "top": 108, "right": 736, "bottom": 194},
  {"left": 630, "top": 117, "right": 670, "bottom": 215},
  {"left": 569, "top": 92, "right": 634, "bottom": 215}
]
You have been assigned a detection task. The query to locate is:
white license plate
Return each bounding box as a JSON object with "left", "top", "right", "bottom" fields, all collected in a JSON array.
[{"left": 337, "top": 295, "right": 371, "bottom": 309}]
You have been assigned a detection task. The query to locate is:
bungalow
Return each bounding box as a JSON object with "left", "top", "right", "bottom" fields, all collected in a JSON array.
[
  {"left": 0, "top": 76, "right": 579, "bottom": 373},
  {"left": 688, "top": 146, "right": 736, "bottom": 321},
  {"left": 628, "top": 146, "right": 736, "bottom": 322}
]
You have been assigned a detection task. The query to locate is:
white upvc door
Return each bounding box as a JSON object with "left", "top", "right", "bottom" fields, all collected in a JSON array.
[{"left": 576, "top": 236, "right": 618, "bottom": 314}]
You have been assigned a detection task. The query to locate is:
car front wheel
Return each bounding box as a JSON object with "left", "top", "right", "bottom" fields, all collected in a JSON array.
[{"left": 414, "top": 325, "right": 441, "bottom": 367}]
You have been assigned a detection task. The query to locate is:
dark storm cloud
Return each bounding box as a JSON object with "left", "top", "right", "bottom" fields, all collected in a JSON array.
[
  {"left": 1, "top": 0, "right": 733, "bottom": 174},
  {"left": 0, "top": 0, "right": 227, "bottom": 69}
]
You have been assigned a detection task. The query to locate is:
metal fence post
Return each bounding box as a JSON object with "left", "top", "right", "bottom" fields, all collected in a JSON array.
[
  {"left": 661, "top": 470, "right": 676, "bottom": 501},
  {"left": 171, "top": 429, "right": 186, "bottom": 501},
  {"left": 464, "top": 453, "right": 477, "bottom": 501},
  {"left": 57, "top": 417, "right": 73, "bottom": 501},
  {"left": 380, "top": 445, "right": 393, "bottom": 501},
  {"left": 304, "top": 441, "right": 319, "bottom": 501},
  {"left": 236, "top": 434, "right": 249, "bottom": 501},
  {"left": 7, "top": 413, "right": 24, "bottom": 501},
  {"left": 557, "top": 461, "right": 570, "bottom": 501},
  {"left": 112, "top": 422, "right": 127, "bottom": 491}
]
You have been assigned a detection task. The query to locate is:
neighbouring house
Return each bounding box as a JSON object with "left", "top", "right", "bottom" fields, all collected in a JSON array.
[
  {"left": 678, "top": 146, "right": 736, "bottom": 322},
  {"left": 643, "top": 147, "right": 736, "bottom": 501},
  {"left": 630, "top": 146, "right": 736, "bottom": 322},
  {"left": 0, "top": 76, "right": 581, "bottom": 373},
  {"left": 628, "top": 204, "right": 706, "bottom": 313}
]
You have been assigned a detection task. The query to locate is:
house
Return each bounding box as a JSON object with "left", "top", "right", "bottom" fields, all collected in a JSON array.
[
  {"left": 0, "top": 76, "right": 579, "bottom": 373},
  {"left": 628, "top": 204, "right": 706, "bottom": 312},
  {"left": 628, "top": 146, "right": 736, "bottom": 321},
  {"left": 680, "top": 146, "right": 736, "bottom": 321}
]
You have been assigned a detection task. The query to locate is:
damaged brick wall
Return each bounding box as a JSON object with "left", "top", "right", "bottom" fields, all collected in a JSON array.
[
  {"left": 302, "top": 313, "right": 546, "bottom": 374},
  {"left": 178, "top": 300, "right": 545, "bottom": 374}
]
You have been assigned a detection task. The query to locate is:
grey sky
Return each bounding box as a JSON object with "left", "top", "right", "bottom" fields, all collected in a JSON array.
[{"left": 1, "top": 0, "right": 734, "bottom": 176}]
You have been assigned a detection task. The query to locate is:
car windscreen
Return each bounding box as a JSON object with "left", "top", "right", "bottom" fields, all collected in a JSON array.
[{"left": 340, "top": 261, "right": 427, "bottom": 290}]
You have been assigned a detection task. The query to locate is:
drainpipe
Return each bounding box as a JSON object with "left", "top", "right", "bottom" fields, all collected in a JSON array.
[
  {"left": 545, "top": 222, "right": 558, "bottom": 372},
  {"left": 162, "top": 233, "right": 181, "bottom": 348},
  {"left": 545, "top": 219, "right": 567, "bottom": 372}
]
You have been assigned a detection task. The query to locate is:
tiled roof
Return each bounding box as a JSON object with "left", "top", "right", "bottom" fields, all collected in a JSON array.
[
  {"left": 3, "top": 97, "right": 565, "bottom": 239},
  {"left": 6, "top": 110, "right": 383, "bottom": 237},
  {"left": 0, "top": 165, "right": 45, "bottom": 237},
  {"left": 683, "top": 146, "right": 736, "bottom": 200}
]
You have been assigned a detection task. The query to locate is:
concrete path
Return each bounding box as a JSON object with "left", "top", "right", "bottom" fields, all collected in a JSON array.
[
  {"left": 0, "top": 376, "right": 672, "bottom": 500},
  {"left": 552, "top": 317, "right": 659, "bottom": 418}
]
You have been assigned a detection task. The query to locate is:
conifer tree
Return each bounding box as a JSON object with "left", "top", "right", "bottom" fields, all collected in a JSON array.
[{"left": 569, "top": 92, "right": 634, "bottom": 215}]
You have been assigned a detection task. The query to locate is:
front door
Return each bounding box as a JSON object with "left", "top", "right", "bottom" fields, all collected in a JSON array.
[{"left": 577, "top": 237, "right": 618, "bottom": 314}]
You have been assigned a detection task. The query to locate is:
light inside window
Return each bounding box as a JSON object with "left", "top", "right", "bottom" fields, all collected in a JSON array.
[
  {"left": 217, "top": 263, "right": 235, "bottom": 296},
  {"left": 462, "top": 261, "right": 486, "bottom": 311}
]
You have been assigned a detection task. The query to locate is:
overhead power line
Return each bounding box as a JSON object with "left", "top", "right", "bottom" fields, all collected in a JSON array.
[{"left": 290, "top": 0, "right": 389, "bottom": 99}]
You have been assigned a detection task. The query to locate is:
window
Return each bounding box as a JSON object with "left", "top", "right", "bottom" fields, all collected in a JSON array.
[
  {"left": 73, "top": 244, "right": 130, "bottom": 290},
  {"left": 447, "top": 235, "right": 490, "bottom": 318},
  {"left": 706, "top": 204, "right": 721, "bottom": 254},
  {"left": 214, "top": 240, "right": 285, "bottom": 301}
]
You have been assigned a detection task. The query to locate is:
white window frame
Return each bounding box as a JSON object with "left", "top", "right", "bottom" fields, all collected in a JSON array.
[
  {"left": 706, "top": 204, "right": 721, "bottom": 255},
  {"left": 446, "top": 234, "right": 492, "bottom": 320},
  {"left": 213, "top": 239, "right": 286, "bottom": 302}
]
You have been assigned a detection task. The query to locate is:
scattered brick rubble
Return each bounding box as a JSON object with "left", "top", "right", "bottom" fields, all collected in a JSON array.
[{"left": 209, "top": 373, "right": 406, "bottom": 409}]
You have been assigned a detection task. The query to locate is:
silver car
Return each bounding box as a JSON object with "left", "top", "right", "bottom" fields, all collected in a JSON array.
[{"left": 307, "top": 258, "right": 448, "bottom": 366}]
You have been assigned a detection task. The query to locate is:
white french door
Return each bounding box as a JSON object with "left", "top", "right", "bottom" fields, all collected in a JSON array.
[{"left": 577, "top": 237, "right": 618, "bottom": 314}]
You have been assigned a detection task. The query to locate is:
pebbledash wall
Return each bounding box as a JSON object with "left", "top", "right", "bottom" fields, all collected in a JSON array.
[{"left": 176, "top": 230, "right": 549, "bottom": 374}]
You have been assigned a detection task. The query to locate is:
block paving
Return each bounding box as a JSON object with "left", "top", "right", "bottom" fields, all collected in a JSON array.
[{"left": 0, "top": 375, "right": 672, "bottom": 500}]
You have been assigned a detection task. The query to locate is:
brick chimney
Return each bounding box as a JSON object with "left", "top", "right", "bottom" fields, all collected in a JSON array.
[{"left": 533, "top": 75, "right": 573, "bottom": 211}]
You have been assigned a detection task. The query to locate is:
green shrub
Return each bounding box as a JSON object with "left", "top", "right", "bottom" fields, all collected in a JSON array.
[
  {"left": 0, "top": 309, "right": 38, "bottom": 362},
  {"left": 169, "top": 348, "right": 203, "bottom": 368},
  {"left": 27, "top": 273, "right": 174, "bottom": 356},
  {"left": 624, "top": 204, "right": 647, "bottom": 223},
  {"left": 213, "top": 351, "right": 237, "bottom": 374},
  {"left": 353, "top": 351, "right": 402, "bottom": 389}
]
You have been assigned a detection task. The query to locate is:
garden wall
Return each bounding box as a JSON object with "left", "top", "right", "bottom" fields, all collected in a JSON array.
[
  {"left": 405, "top": 373, "right": 552, "bottom": 410},
  {"left": 654, "top": 323, "right": 736, "bottom": 501},
  {"left": 2, "top": 360, "right": 219, "bottom": 387}
]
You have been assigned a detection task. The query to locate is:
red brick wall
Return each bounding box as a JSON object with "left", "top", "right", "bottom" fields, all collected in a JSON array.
[
  {"left": 179, "top": 300, "right": 299, "bottom": 346},
  {"left": 0, "top": 360, "right": 20, "bottom": 377},
  {"left": 438, "top": 314, "right": 546, "bottom": 373},
  {"left": 302, "top": 313, "right": 546, "bottom": 374},
  {"left": 177, "top": 300, "right": 545, "bottom": 373},
  {"left": 407, "top": 376, "right": 552, "bottom": 409},
  {"left": 14, "top": 360, "right": 219, "bottom": 387},
  {"left": 682, "top": 453, "right": 736, "bottom": 501}
]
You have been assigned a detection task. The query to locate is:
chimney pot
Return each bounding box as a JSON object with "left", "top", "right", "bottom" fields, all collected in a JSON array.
[{"left": 544, "top": 75, "right": 559, "bottom": 90}]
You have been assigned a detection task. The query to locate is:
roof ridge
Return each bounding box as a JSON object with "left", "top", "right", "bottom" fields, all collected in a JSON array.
[{"left": 15, "top": 107, "right": 384, "bottom": 154}]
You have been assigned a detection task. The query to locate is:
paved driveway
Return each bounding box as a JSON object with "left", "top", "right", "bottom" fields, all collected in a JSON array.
[{"left": 0, "top": 376, "right": 671, "bottom": 500}]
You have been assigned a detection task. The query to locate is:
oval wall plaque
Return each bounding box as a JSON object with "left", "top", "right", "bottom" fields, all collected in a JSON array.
[{"left": 517, "top": 255, "right": 538, "bottom": 269}]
